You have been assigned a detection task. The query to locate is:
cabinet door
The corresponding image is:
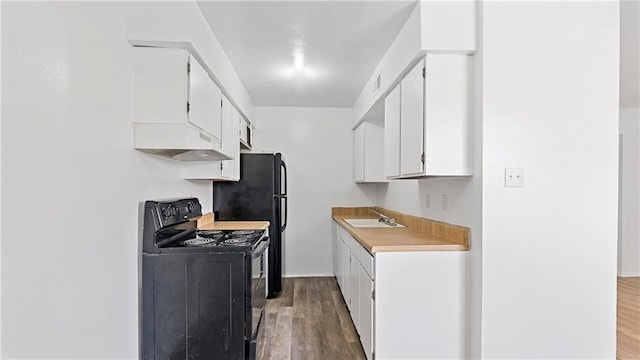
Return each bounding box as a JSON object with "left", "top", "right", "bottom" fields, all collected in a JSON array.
[
  {"left": 220, "top": 96, "right": 239, "bottom": 180},
  {"left": 359, "top": 269, "right": 374, "bottom": 360},
  {"left": 384, "top": 84, "right": 401, "bottom": 178},
  {"left": 332, "top": 223, "right": 339, "bottom": 277},
  {"left": 337, "top": 237, "right": 345, "bottom": 293},
  {"left": 188, "top": 56, "right": 222, "bottom": 143},
  {"left": 400, "top": 60, "right": 425, "bottom": 176},
  {"left": 349, "top": 253, "right": 361, "bottom": 331},
  {"left": 354, "top": 124, "right": 365, "bottom": 182},
  {"left": 134, "top": 47, "right": 189, "bottom": 125},
  {"left": 341, "top": 239, "right": 351, "bottom": 307}
]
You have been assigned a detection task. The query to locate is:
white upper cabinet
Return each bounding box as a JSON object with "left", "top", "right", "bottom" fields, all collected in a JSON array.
[
  {"left": 188, "top": 56, "right": 222, "bottom": 143},
  {"left": 220, "top": 96, "right": 240, "bottom": 180},
  {"left": 385, "top": 54, "right": 473, "bottom": 178},
  {"left": 399, "top": 60, "right": 425, "bottom": 176},
  {"left": 384, "top": 85, "right": 401, "bottom": 178},
  {"left": 126, "top": 2, "right": 255, "bottom": 124},
  {"left": 353, "top": 121, "right": 387, "bottom": 183},
  {"left": 133, "top": 47, "right": 231, "bottom": 161},
  {"left": 354, "top": 124, "right": 365, "bottom": 182},
  {"left": 352, "top": 1, "right": 476, "bottom": 125}
]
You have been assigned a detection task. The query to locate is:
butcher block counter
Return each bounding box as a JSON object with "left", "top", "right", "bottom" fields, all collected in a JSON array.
[
  {"left": 332, "top": 207, "right": 469, "bottom": 252},
  {"left": 197, "top": 213, "right": 270, "bottom": 231}
]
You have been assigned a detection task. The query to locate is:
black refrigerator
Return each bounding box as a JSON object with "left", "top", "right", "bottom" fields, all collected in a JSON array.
[{"left": 212, "top": 153, "right": 287, "bottom": 298}]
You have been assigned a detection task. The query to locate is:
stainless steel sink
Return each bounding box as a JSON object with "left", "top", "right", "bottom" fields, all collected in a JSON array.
[{"left": 343, "top": 218, "right": 406, "bottom": 228}]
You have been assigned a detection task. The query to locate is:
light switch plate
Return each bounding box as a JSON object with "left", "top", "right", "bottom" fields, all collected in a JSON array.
[{"left": 505, "top": 168, "right": 524, "bottom": 187}]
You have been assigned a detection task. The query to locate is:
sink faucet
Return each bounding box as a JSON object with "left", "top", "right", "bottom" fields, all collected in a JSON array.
[{"left": 369, "top": 209, "right": 398, "bottom": 226}]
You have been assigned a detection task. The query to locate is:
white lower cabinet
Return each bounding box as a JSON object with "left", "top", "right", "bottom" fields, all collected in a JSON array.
[
  {"left": 332, "top": 222, "right": 339, "bottom": 279},
  {"left": 333, "top": 222, "right": 467, "bottom": 360},
  {"left": 349, "top": 253, "right": 361, "bottom": 326},
  {"left": 333, "top": 227, "right": 375, "bottom": 360},
  {"left": 358, "top": 265, "right": 374, "bottom": 360}
]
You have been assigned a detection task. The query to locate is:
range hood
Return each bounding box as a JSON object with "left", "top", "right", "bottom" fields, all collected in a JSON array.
[{"left": 133, "top": 123, "right": 232, "bottom": 161}]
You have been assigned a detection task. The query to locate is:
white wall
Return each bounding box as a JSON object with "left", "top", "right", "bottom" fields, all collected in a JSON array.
[
  {"left": 1, "top": 3, "right": 213, "bottom": 358},
  {"left": 253, "top": 107, "right": 377, "bottom": 277},
  {"left": 620, "top": 0, "right": 639, "bottom": 108},
  {"left": 619, "top": 107, "right": 640, "bottom": 276},
  {"left": 481, "top": 2, "right": 619, "bottom": 358}
]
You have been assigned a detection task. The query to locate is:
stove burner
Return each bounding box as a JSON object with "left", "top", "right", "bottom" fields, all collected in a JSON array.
[
  {"left": 183, "top": 237, "right": 218, "bottom": 246},
  {"left": 222, "top": 231, "right": 263, "bottom": 246},
  {"left": 223, "top": 237, "right": 254, "bottom": 245},
  {"left": 229, "top": 230, "right": 260, "bottom": 236}
]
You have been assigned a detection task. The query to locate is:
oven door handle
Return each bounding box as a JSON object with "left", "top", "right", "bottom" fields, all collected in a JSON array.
[{"left": 251, "top": 237, "right": 270, "bottom": 259}]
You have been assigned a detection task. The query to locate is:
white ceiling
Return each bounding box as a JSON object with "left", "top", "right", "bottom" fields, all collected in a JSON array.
[
  {"left": 197, "top": 1, "right": 416, "bottom": 107},
  {"left": 199, "top": 1, "right": 639, "bottom": 109}
]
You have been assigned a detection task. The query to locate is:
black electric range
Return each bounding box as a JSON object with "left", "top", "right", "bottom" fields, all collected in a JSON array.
[{"left": 140, "top": 198, "right": 268, "bottom": 360}]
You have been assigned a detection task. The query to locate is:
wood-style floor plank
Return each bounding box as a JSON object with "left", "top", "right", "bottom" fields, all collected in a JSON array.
[
  {"left": 259, "top": 277, "right": 366, "bottom": 360},
  {"left": 261, "top": 276, "right": 640, "bottom": 359},
  {"left": 618, "top": 277, "right": 640, "bottom": 360}
]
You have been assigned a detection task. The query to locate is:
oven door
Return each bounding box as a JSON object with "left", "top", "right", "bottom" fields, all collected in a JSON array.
[{"left": 249, "top": 237, "right": 268, "bottom": 359}]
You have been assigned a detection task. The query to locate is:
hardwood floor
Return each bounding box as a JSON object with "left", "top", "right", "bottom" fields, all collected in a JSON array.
[
  {"left": 258, "top": 277, "right": 366, "bottom": 360},
  {"left": 260, "top": 276, "right": 639, "bottom": 360},
  {"left": 618, "top": 277, "right": 640, "bottom": 360}
]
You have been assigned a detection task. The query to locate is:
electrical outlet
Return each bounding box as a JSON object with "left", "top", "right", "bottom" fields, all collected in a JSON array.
[
  {"left": 505, "top": 168, "right": 525, "bottom": 187},
  {"left": 425, "top": 194, "right": 431, "bottom": 208},
  {"left": 441, "top": 194, "right": 448, "bottom": 211}
]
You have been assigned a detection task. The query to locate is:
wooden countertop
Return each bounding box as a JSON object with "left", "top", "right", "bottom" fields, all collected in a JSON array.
[
  {"left": 199, "top": 221, "right": 270, "bottom": 231},
  {"left": 332, "top": 214, "right": 468, "bottom": 253}
]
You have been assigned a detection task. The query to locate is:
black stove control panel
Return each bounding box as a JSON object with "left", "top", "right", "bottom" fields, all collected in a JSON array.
[{"left": 152, "top": 198, "right": 202, "bottom": 228}]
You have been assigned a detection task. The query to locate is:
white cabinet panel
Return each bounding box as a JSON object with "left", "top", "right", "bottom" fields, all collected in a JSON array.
[
  {"left": 354, "top": 121, "right": 387, "bottom": 183},
  {"left": 423, "top": 54, "right": 473, "bottom": 175},
  {"left": 332, "top": 222, "right": 339, "bottom": 277},
  {"left": 219, "top": 96, "right": 239, "bottom": 180},
  {"left": 359, "top": 268, "right": 374, "bottom": 360},
  {"left": 349, "top": 253, "right": 361, "bottom": 328},
  {"left": 383, "top": 55, "right": 472, "bottom": 178},
  {"left": 188, "top": 55, "right": 221, "bottom": 143},
  {"left": 339, "top": 237, "right": 351, "bottom": 301},
  {"left": 134, "top": 47, "right": 188, "bottom": 125},
  {"left": 384, "top": 85, "right": 401, "bottom": 178},
  {"left": 375, "top": 251, "right": 467, "bottom": 359},
  {"left": 400, "top": 60, "right": 425, "bottom": 176},
  {"left": 354, "top": 124, "right": 365, "bottom": 182}
]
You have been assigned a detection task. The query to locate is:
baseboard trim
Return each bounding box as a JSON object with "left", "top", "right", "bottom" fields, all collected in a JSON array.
[
  {"left": 283, "top": 274, "right": 335, "bottom": 278},
  {"left": 618, "top": 272, "right": 640, "bottom": 277}
]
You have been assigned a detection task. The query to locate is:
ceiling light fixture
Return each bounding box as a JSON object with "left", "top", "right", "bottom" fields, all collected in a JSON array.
[{"left": 294, "top": 52, "right": 304, "bottom": 70}]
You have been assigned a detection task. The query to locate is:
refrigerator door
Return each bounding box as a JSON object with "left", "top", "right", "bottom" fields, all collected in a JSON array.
[{"left": 213, "top": 153, "right": 284, "bottom": 297}]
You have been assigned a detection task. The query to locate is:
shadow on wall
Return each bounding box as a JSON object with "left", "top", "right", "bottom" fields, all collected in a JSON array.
[{"left": 376, "top": 176, "right": 475, "bottom": 223}]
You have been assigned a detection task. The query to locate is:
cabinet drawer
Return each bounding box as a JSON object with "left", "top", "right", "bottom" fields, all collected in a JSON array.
[
  {"left": 341, "top": 230, "right": 374, "bottom": 280},
  {"left": 337, "top": 225, "right": 350, "bottom": 244},
  {"left": 355, "top": 243, "right": 374, "bottom": 279}
]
